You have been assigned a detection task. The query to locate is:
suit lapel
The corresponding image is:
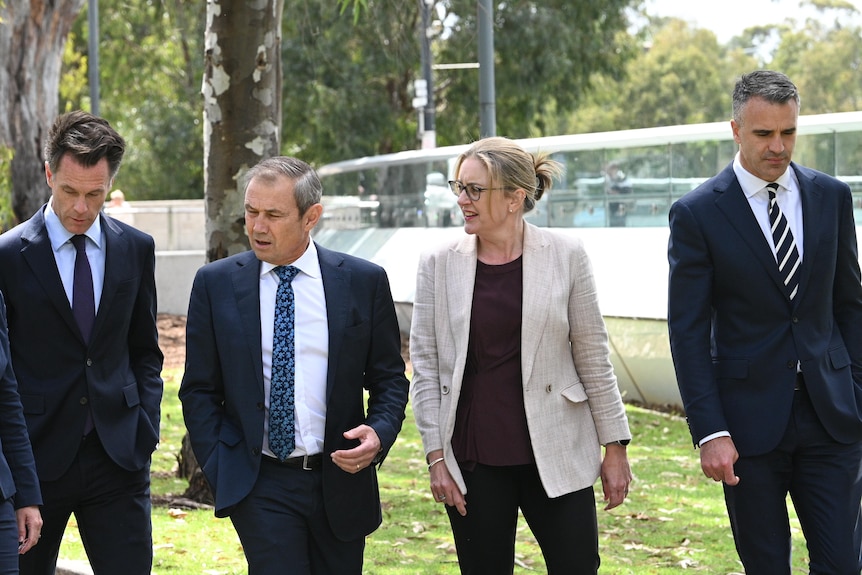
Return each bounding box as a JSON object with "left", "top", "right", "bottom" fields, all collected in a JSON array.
[
  {"left": 795, "top": 163, "right": 822, "bottom": 306},
  {"left": 19, "top": 209, "right": 82, "bottom": 341},
  {"left": 520, "top": 224, "right": 551, "bottom": 386},
  {"left": 446, "top": 235, "right": 477, "bottom": 366},
  {"left": 318, "top": 244, "right": 348, "bottom": 401},
  {"left": 232, "top": 252, "right": 265, "bottom": 392},
  {"left": 714, "top": 170, "right": 789, "bottom": 297},
  {"left": 92, "top": 215, "right": 127, "bottom": 341}
]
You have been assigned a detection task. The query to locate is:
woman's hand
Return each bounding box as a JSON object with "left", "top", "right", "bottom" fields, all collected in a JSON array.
[
  {"left": 427, "top": 450, "right": 467, "bottom": 516},
  {"left": 600, "top": 443, "right": 632, "bottom": 510}
]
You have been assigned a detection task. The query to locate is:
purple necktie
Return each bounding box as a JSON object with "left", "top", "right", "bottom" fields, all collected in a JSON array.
[{"left": 71, "top": 234, "right": 95, "bottom": 342}]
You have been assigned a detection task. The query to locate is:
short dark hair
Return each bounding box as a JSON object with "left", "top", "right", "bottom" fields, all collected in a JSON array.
[
  {"left": 43, "top": 110, "right": 125, "bottom": 178},
  {"left": 242, "top": 156, "right": 323, "bottom": 216},
  {"left": 732, "top": 70, "right": 801, "bottom": 124}
]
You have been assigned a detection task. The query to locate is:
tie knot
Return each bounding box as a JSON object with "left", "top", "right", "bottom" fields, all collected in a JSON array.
[
  {"left": 275, "top": 265, "right": 300, "bottom": 284},
  {"left": 766, "top": 182, "right": 779, "bottom": 199},
  {"left": 71, "top": 235, "right": 88, "bottom": 252}
]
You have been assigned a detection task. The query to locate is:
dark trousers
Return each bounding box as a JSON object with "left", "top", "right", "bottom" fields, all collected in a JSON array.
[
  {"left": 19, "top": 433, "right": 152, "bottom": 575},
  {"left": 723, "top": 388, "right": 862, "bottom": 575},
  {"left": 0, "top": 499, "right": 18, "bottom": 575},
  {"left": 229, "top": 457, "right": 365, "bottom": 575},
  {"left": 446, "top": 463, "right": 599, "bottom": 575}
]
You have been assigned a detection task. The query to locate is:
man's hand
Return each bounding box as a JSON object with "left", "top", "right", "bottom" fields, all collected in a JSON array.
[
  {"left": 700, "top": 436, "right": 740, "bottom": 485},
  {"left": 330, "top": 424, "right": 381, "bottom": 474},
  {"left": 16, "top": 506, "right": 42, "bottom": 554}
]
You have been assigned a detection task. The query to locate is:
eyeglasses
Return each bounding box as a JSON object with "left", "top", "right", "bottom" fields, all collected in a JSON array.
[{"left": 448, "top": 180, "right": 509, "bottom": 201}]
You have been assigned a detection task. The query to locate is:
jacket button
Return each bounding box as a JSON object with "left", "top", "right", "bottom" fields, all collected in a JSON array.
[
  {"left": 441, "top": 386, "right": 450, "bottom": 395},
  {"left": 256, "top": 402, "right": 264, "bottom": 410},
  {"left": 252, "top": 447, "right": 260, "bottom": 455},
  {"left": 86, "top": 358, "right": 93, "bottom": 366},
  {"left": 792, "top": 317, "right": 799, "bottom": 324},
  {"left": 546, "top": 385, "right": 553, "bottom": 392},
  {"left": 786, "top": 361, "right": 795, "bottom": 369},
  {"left": 80, "top": 397, "right": 88, "bottom": 405}
]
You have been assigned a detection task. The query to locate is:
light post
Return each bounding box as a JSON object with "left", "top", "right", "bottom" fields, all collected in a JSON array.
[
  {"left": 417, "top": 0, "right": 436, "bottom": 149},
  {"left": 88, "top": 0, "right": 100, "bottom": 115}
]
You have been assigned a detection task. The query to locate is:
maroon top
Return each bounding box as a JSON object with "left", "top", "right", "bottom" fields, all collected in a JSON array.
[{"left": 452, "top": 256, "right": 534, "bottom": 469}]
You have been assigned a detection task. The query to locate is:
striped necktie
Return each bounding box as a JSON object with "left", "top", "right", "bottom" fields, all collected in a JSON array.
[{"left": 766, "top": 182, "right": 800, "bottom": 300}]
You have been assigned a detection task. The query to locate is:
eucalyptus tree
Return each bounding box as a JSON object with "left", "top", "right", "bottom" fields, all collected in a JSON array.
[{"left": 0, "top": 0, "right": 86, "bottom": 223}]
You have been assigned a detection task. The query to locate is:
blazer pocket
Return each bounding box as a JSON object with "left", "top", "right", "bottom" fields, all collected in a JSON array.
[
  {"left": 560, "top": 382, "right": 588, "bottom": 403},
  {"left": 828, "top": 346, "right": 851, "bottom": 370},
  {"left": 218, "top": 421, "right": 242, "bottom": 447},
  {"left": 122, "top": 382, "right": 141, "bottom": 407}
]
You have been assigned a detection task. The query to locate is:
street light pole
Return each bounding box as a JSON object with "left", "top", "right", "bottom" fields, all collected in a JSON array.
[
  {"left": 477, "top": 0, "right": 496, "bottom": 138},
  {"left": 88, "top": 0, "right": 100, "bottom": 116},
  {"left": 419, "top": 0, "right": 436, "bottom": 149}
]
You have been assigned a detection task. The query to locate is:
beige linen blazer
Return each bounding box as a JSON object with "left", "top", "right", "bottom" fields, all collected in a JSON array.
[{"left": 410, "top": 223, "right": 631, "bottom": 498}]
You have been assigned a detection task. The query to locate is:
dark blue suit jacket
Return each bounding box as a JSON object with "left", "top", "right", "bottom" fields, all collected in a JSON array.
[
  {"left": 0, "top": 206, "right": 163, "bottom": 481},
  {"left": 668, "top": 162, "right": 862, "bottom": 456},
  {"left": 0, "top": 293, "right": 41, "bottom": 509},
  {"left": 179, "top": 244, "right": 409, "bottom": 541}
]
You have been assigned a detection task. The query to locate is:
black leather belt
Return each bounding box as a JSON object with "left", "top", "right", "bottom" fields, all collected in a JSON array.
[
  {"left": 795, "top": 372, "right": 805, "bottom": 391},
  {"left": 263, "top": 453, "right": 323, "bottom": 470}
]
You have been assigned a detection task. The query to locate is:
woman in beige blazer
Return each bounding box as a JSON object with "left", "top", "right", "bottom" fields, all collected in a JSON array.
[{"left": 410, "top": 137, "right": 632, "bottom": 574}]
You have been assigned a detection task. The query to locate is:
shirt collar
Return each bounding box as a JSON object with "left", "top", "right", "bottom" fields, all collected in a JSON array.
[
  {"left": 258, "top": 239, "right": 321, "bottom": 280},
  {"left": 44, "top": 199, "right": 103, "bottom": 251},
  {"left": 732, "top": 153, "right": 793, "bottom": 200}
]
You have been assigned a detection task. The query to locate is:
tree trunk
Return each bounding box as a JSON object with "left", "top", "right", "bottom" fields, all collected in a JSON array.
[
  {"left": 202, "top": 0, "right": 283, "bottom": 262},
  {"left": 176, "top": 0, "right": 284, "bottom": 504},
  {"left": 0, "top": 0, "right": 87, "bottom": 223}
]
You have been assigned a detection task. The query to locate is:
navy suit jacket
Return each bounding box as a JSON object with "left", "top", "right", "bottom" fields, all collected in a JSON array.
[
  {"left": 179, "top": 244, "right": 409, "bottom": 541},
  {"left": 0, "top": 293, "right": 41, "bottom": 509},
  {"left": 668, "top": 162, "right": 862, "bottom": 456},
  {"left": 0, "top": 206, "right": 163, "bottom": 481}
]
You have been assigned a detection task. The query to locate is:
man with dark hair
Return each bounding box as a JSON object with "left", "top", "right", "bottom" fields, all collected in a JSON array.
[
  {"left": 0, "top": 110, "right": 163, "bottom": 574},
  {"left": 668, "top": 70, "right": 862, "bottom": 573},
  {"left": 180, "top": 156, "right": 409, "bottom": 575}
]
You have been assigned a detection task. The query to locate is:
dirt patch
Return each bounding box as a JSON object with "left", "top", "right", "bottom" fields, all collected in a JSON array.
[{"left": 157, "top": 313, "right": 186, "bottom": 369}]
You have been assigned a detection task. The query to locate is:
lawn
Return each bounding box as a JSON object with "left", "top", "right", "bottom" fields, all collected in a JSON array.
[{"left": 57, "top": 368, "right": 808, "bottom": 574}]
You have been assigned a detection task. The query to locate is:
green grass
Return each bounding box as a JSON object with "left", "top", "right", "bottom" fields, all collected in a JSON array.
[{"left": 57, "top": 369, "right": 809, "bottom": 574}]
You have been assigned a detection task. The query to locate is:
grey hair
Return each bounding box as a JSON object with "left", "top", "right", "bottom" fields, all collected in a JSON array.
[
  {"left": 732, "top": 70, "right": 801, "bottom": 124},
  {"left": 242, "top": 156, "right": 323, "bottom": 215}
]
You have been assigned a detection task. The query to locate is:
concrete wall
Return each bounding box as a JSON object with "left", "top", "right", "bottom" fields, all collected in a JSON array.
[{"left": 109, "top": 200, "right": 206, "bottom": 316}]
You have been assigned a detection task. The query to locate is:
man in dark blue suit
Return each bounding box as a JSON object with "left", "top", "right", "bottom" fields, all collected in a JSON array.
[
  {"left": 179, "top": 156, "right": 409, "bottom": 575},
  {"left": 668, "top": 70, "right": 862, "bottom": 574},
  {"left": 0, "top": 111, "right": 163, "bottom": 575}
]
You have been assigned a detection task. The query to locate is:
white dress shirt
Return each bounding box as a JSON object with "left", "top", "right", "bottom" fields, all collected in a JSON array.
[{"left": 259, "top": 241, "right": 329, "bottom": 458}]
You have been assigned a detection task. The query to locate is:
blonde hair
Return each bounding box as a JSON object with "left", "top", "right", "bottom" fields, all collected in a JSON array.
[{"left": 453, "top": 136, "right": 563, "bottom": 213}]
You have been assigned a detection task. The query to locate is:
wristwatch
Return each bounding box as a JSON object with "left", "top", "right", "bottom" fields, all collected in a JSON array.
[{"left": 605, "top": 439, "right": 630, "bottom": 446}]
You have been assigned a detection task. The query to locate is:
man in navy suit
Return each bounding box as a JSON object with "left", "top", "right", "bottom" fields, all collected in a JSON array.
[
  {"left": 179, "top": 156, "right": 409, "bottom": 575},
  {"left": 668, "top": 70, "right": 862, "bottom": 573},
  {"left": 0, "top": 111, "right": 163, "bottom": 575}
]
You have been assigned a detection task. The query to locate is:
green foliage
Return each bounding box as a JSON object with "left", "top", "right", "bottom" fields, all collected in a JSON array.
[
  {"left": 54, "top": 0, "right": 862, "bottom": 201},
  {"left": 63, "top": 0, "right": 205, "bottom": 200},
  {"left": 0, "top": 146, "right": 15, "bottom": 231}
]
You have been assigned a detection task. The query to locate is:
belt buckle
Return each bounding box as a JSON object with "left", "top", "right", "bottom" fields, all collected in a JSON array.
[{"left": 302, "top": 454, "right": 313, "bottom": 471}]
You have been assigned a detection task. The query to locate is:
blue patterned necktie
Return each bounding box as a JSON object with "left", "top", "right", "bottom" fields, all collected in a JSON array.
[
  {"left": 269, "top": 265, "right": 300, "bottom": 460},
  {"left": 766, "top": 183, "right": 801, "bottom": 300}
]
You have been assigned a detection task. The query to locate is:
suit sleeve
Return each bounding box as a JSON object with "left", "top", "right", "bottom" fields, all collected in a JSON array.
[
  {"left": 831, "top": 185, "right": 862, "bottom": 384},
  {"left": 668, "top": 199, "right": 727, "bottom": 444},
  {"left": 178, "top": 267, "right": 226, "bottom": 472},
  {"left": 0, "top": 294, "right": 41, "bottom": 508},
  {"left": 362, "top": 268, "right": 410, "bottom": 462},
  {"left": 129, "top": 235, "right": 164, "bottom": 439}
]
